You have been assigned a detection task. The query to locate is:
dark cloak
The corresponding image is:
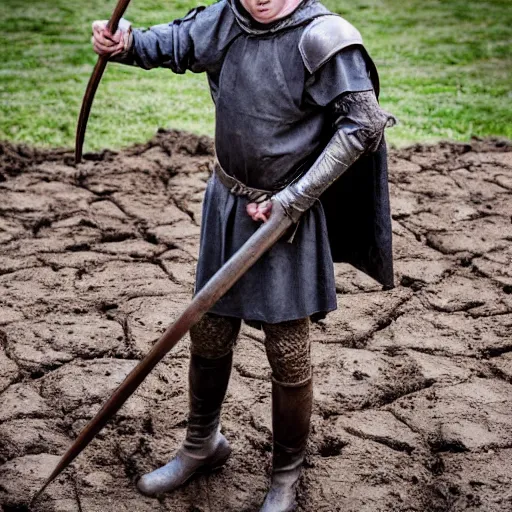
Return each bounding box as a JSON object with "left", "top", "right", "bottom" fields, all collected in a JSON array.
[{"left": 321, "top": 140, "right": 394, "bottom": 289}]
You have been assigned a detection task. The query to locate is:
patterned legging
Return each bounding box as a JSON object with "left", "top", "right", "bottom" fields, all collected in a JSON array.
[{"left": 190, "top": 313, "right": 311, "bottom": 385}]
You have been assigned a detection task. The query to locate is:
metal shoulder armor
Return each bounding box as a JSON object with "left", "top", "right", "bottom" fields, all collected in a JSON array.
[{"left": 299, "top": 15, "right": 363, "bottom": 74}]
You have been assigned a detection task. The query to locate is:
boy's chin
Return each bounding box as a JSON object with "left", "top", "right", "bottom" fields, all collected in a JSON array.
[{"left": 250, "top": 9, "right": 276, "bottom": 23}]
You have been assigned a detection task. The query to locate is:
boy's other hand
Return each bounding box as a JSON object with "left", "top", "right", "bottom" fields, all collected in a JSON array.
[{"left": 246, "top": 200, "right": 273, "bottom": 223}]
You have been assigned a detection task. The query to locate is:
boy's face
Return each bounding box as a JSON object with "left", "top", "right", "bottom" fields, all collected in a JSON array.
[{"left": 240, "top": 0, "right": 291, "bottom": 24}]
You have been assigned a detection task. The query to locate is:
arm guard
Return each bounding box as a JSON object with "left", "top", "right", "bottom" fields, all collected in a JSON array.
[{"left": 273, "top": 90, "right": 395, "bottom": 223}]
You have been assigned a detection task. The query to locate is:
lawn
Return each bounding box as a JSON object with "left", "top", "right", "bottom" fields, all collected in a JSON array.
[{"left": 0, "top": 0, "right": 510, "bottom": 150}]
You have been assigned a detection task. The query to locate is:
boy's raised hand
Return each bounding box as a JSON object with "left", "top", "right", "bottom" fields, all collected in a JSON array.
[{"left": 92, "top": 18, "right": 132, "bottom": 57}]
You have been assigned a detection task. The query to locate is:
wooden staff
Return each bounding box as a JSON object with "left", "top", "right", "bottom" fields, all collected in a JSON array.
[{"left": 75, "top": 0, "right": 131, "bottom": 163}]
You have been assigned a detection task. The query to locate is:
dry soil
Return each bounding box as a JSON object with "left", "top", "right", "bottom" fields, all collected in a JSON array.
[{"left": 0, "top": 131, "right": 511, "bottom": 511}]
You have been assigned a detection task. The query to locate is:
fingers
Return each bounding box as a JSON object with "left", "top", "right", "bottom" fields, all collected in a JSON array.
[
  {"left": 92, "top": 20, "right": 119, "bottom": 42},
  {"left": 246, "top": 201, "right": 273, "bottom": 223},
  {"left": 246, "top": 202, "right": 259, "bottom": 218},
  {"left": 259, "top": 200, "right": 272, "bottom": 216},
  {"left": 93, "top": 38, "right": 124, "bottom": 56},
  {"left": 255, "top": 200, "right": 272, "bottom": 222},
  {"left": 91, "top": 20, "right": 124, "bottom": 56}
]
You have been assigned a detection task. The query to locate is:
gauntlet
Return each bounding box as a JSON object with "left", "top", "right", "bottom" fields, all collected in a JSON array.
[{"left": 274, "top": 90, "right": 395, "bottom": 223}]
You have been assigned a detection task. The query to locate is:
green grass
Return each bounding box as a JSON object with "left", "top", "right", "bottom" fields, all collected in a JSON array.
[{"left": 0, "top": 0, "right": 510, "bottom": 150}]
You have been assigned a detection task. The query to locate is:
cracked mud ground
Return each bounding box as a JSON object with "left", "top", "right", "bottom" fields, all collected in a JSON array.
[{"left": 0, "top": 131, "right": 511, "bottom": 512}]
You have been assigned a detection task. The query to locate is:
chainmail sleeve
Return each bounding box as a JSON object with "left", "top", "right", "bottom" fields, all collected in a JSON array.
[{"left": 273, "top": 90, "right": 396, "bottom": 222}]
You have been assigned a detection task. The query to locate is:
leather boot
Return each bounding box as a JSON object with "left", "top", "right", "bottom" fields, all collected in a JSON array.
[
  {"left": 260, "top": 378, "right": 313, "bottom": 512},
  {"left": 137, "top": 351, "right": 233, "bottom": 496}
]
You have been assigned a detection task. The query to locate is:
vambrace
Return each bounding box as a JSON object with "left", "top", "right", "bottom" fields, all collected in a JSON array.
[{"left": 274, "top": 90, "right": 396, "bottom": 223}]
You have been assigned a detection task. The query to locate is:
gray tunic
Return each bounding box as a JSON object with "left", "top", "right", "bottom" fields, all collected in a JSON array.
[{"left": 130, "top": 0, "right": 375, "bottom": 323}]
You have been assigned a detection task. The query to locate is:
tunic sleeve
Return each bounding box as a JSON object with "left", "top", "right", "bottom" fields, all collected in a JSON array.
[
  {"left": 304, "top": 47, "right": 374, "bottom": 107},
  {"left": 131, "top": 0, "right": 240, "bottom": 73}
]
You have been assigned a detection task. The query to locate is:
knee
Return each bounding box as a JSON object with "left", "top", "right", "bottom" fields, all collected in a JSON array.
[
  {"left": 190, "top": 313, "right": 241, "bottom": 359},
  {"left": 262, "top": 318, "right": 311, "bottom": 385}
]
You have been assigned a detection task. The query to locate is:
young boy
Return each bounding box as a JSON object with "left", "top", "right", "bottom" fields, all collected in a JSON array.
[{"left": 92, "top": 1, "right": 394, "bottom": 510}]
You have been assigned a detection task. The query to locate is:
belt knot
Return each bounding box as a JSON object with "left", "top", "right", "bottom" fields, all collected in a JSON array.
[{"left": 213, "top": 161, "right": 273, "bottom": 204}]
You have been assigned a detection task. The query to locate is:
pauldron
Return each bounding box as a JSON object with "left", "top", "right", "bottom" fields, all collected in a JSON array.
[{"left": 299, "top": 15, "right": 364, "bottom": 74}]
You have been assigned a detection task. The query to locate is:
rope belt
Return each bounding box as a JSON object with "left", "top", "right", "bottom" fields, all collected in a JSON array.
[
  {"left": 213, "top": 160, "right": 300, "bottom": 243},
  {"left": 213, "top": 161, "right": 273, "bottom": 204}
]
